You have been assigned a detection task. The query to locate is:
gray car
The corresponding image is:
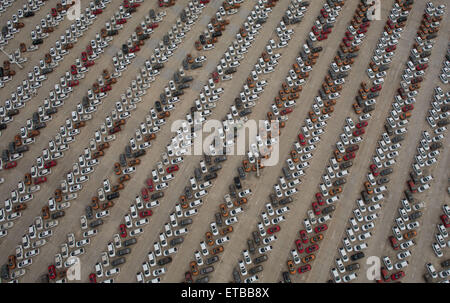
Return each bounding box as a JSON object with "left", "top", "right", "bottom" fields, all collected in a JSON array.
[
  {"left": 117, "top": 248, "right": 131, "bottom": 256},
  {"left": 247, "top": 239, "right": 256, "bottom": 254},
  {"left": 206, "top": 256, "right": 219, "bottom": 265},
  {"left": 380, "top": 168, "right": 393, "bottom": 176},
  {"left": 170, "top": 237, "right": 184, "bottom": 246},
  {"left": 200, "top": 266, "right": 214, "bottom": 275},
  {"left": 195, "top": 276, "right": 209, "bottom": 283},
  {"left": 233, "top": 268, "right": 241, "bottom": 283},
  {"left": 111, "top": 257, "right": 126, "bottom": 267},
  {"left": 90, "top": 219, "right": 103, "bottom": 228},
  {"left": 124, "top": 238, "right": 137, "bottom": 247},
  {"left": 249, "top": 265, "right": 263, "bottom": 275},
  {"left": 180, "top": 218, "right": 193, "bottom": 227},
  {"left": 254, "top": 255, "right": 268, "bottom": 264}
]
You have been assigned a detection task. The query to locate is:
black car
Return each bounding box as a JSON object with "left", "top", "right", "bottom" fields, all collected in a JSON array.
[
  {"left": 206, "top": 256, "right": 219, "bottom": 265},
  {"left": 441, "top": 259, "right": 450, "bottom": 268},
  {"left": 247, "top": 239, "right": 255, "bottom": 254},
  {"left": 391, "top": 135, "right": 405, "bottom": 143},
  {"left": 237, "top": 166, "right": 246, "bottom": 179},
  {"left": 158, "top": 257, "right": 172, "bottom": 266},
  {"left": 377, "top": 177, "right": 389, "bottom": 185},
  {"left": 180, "top": 218, "right": 192, "bottom": 227},
  {"left": 117, "top": 248, "right": 131, "bottom": 256},
  {"left": 282, "top": 271, "right": 291, "bottom": 283},
  {"left": 0, "top": 123, "right": 6, "bottom": 130},
  {"left": 178, "top": 83, "right": 190, "bottom": 90},
  {"left": 124, "top": 238, "right": 137, "bottom": 247},
  {"left": 195, "top": 276, "right": 209, "bottom": 283},
  {"left": 170, "top": 237, "right": 184, "bottom": 246},
  {"left": 41, "top": 68, "right": 53, "bottom": 75},
  {"left": 233, "top": 268, "right": 241, "bottom": 283},
  {"left": 322, "top": 205, "right": 335, "bottom": 215},
  {"left": 204, "top": 172, "right": 217, "bottom": 182},
  {"left": 151, "top": 192, "right": 164, "bottom": 200},
  {"left": 380, "top": 168, "right": 393, "bottom": 176},
  {"left": 346, "top": 263, "right": 360, "bottom": 271},
  {"left": 252, "top": 231, "right": 260, "bottom": 245},
  {"left": 111, "top": 257, "right": 126, "bottom": 267},
  {"left": 340, "top": 161, "right": 353, "bottom": 169},
  {"left": 430, "top": 142, "right": 442, "bottom": 151},
  {"left": 279, "top": 197, "right": 293, "bottom": 205},
  {"left": 254, "top": 255, "right": 268, "bottom": 264},
  {"left": 90, "top": 219, "right": 103, "bottom": 228},
  {"left": 215, "top": 213, "right": 223, "bottom": 227},
  {"left": 229, "top": 184, "right": 237, "bottom": 198},
  {"left": 32, "top": 38, "right": 44, "bottom": 45},
  {"left": 234, "top": 177, "right": 242, "bottom": 189},
  {"left": 239, "top": 108, "right": 252, "bottom": 117},
  {"left": 333, "top": 178, "right": 346, "bottom": 186},
  {"left": 1, "top": 264, "right": 9, "bottom": 280},
  {"left": 107, "top": 192, "right": 120, "bottom": 200},
  {"left": 209, "top": 164, "right": 222, "bottom": 173},
  {"left": 85, "top": 206, "right": 93, "bottom": 219},
  {"left": 133, "top": 149, "right": 145, "bottom": 158},
  {"left": 155, "top": 101, "right": 162, "bottom": 112},
  {"left": 191, "top": 62, "right": 203, "bottom": 69},
  {"left": 172, "top": 90, "right": 184, "bottom": 97},
  {"left": 350, "top": 252, "right": 365, "bottom": 261},
  {"left": 51, "top": 211, "right": 65, "bottom": 220},
  {"left": 215, "top": 155, "right": 227, "bottom": 163},
  {"left": 409, "top": 211, "right": 422, "bottom": 220},
  {"left": 249, "top": 265, "right": 263, "bottom": 275}
]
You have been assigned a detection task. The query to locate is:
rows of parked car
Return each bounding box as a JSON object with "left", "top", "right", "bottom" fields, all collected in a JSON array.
[
  {"left": 0, "top": 0, "right": 173, "bottom": 283},
  {"left": 0, "top": 0, "right": 153, "bottom": 236},
  {"left": 383, "top": 83, "right": 448, "bottom": 283},
  {"left": 47, "top": 0, "right": 218, "bottom": 283},
  {"left": 325, "top": 2, "right": 446, "bottom": 283},
  {"left": 87, "top": 0, "right": 284, "bottom": 283},
  {"left": 0, "top": 0, "right": 112, "bottom": 141},
  {"left": 175, "top": 1, "right": 311, "bottom": 284}
]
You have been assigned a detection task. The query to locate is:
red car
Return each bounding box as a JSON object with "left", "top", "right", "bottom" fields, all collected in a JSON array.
[
  {"left": 315, "top": 192, "right": 325, "bottom": 206},
  {"left": 402, "top": 104, "right": 414, "bottom": 112},
  {"left": 343, "top": 152, "right": 355, "bottom": 161},
  {"left": 51, "top": 8, "right": 58, "bottom": 17},
  {"left": 317, "top": 34, "right": 327, "bottom": 41},
  {"left": 280, "top": 108, "right": 293, "bottom": 115},
  {"left": 100, "top": 85, "right": 112, "bottom": 92},
  {"left": 386, "top": 20, "right": 395, "bottom": 29},
  {"left": 71, "top": 65, "right": 78, "bottom": 75},
  {"left": 416, "top": 63, "right": 428, "bottom": 71},
  {"left": 389, "top": 236, "right": 399, "bottom": 250},
  {"left": 141, "top": 188, "right": 149, "bottom": 201},
  {"left": 89, "top": 273, "right": 97, "bottom": 283},
  {"left": 81, "top": 51, "right": 88, "bottom": 62},
  {"left": 312, "top": 202, "right": 321, "bottom": 215},
  {"left": 92, "top": 8, "right": 103, "bottom": 15},
  {"left": 4, "top": 161, "right": 17, "bottom": 169},
  {"left": 267, "top": 225, "right": 280, "bottom": 234},
  {"left": 370, "top": 164, "right": 379, "bottom": 176},
  {"left": 312, "top": 26, "right": 320, "bottom": 36},
  {"left": 357, "top": 27, "right": 367, "bottom": 34},
  {"left": 320, "top": 9, "right": 328, "bottom": 18},
  {"left": 34, "top": 176, "right": 47, "bottom": 185},
  {"left": 116, "top": 18, "right": 127, "bottom": 25},
  {"left": 44, "top": 160, "right": 57, "bottom": 169},
  {"left": 299, "top": 230, "right": 308, "bottom": 244},
  {"left": 441, "top": 214, "right": 450, "bottom": 228},
  {"left": 322, "top": 28, "right": 331, "bottom": 35},
  {"left": 343, "top": 40, "right": 351, "bottom": 47},
  {"left": 391, "top": 271, "right": 405, "bottom": 281},
  {"left": 305, "top": 244, "right": 319, "bottom": 254},
  {"left": 129, "top": 45, "right": 140, "bottom": 53},
  {"left": 295, "top": 239, "right": 304, "bottom": 253},
  {"left": 353, "top": 129, "right": 365, "bottom": 136},
  {"left": 48, "top": 265, "right": 56, "bottom": 280},
  {"left": 386, "top": 45, "right": 396, "bottom": 52},
  {"left": 356, "top": 121, "right": 368, "bottom": 129},
  {"left": 109, "top": 126, "right": 121, "bottom": 134},
  {"left": 166, "top": 165, "right": 179, "bottom": 173},
  {"left": 68, "top": 80, "right": 79, "bottom": 87},
  {"left": 119, "top": 224, "right": 127, "bottom": 238},
  {"left": 139, "top": 210, "right": 152, "bottom": 218},
  {"left": 361, "top": 21, "right": 370, "bottom": 28},
  {"left": 148, "top": 23, "right": 159, "bottom": 29},
  {"left": 371, "top": 84, "right": 382, "bottom": 92},
  {"left": 346, "top": 145, "right": 359, "bottom": 153},
  {"left": 298, "top": 133, "right": 306, "bottom": 145},
  {"left": 381, "top": 267, "right": 391, "bottom": 282},
  {"left": 146, "top": 178, "right": 155, "bottom": 192},
  {"left": 298, "top": 264, "right": 311, "bottom": 274},
  {"left": 314, "top": 224, "right": 327, "bottom": 233},
  {"left": 84, "top": 61, "right": 95, "bottom": 68},
  {"left": 211, "top": 71, "right": 219, "bottom": 83}
]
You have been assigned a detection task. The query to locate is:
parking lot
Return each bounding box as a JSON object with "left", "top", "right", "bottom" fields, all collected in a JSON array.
[{"left": 0, "top": 0, "right": 448, "bottom": 283}]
